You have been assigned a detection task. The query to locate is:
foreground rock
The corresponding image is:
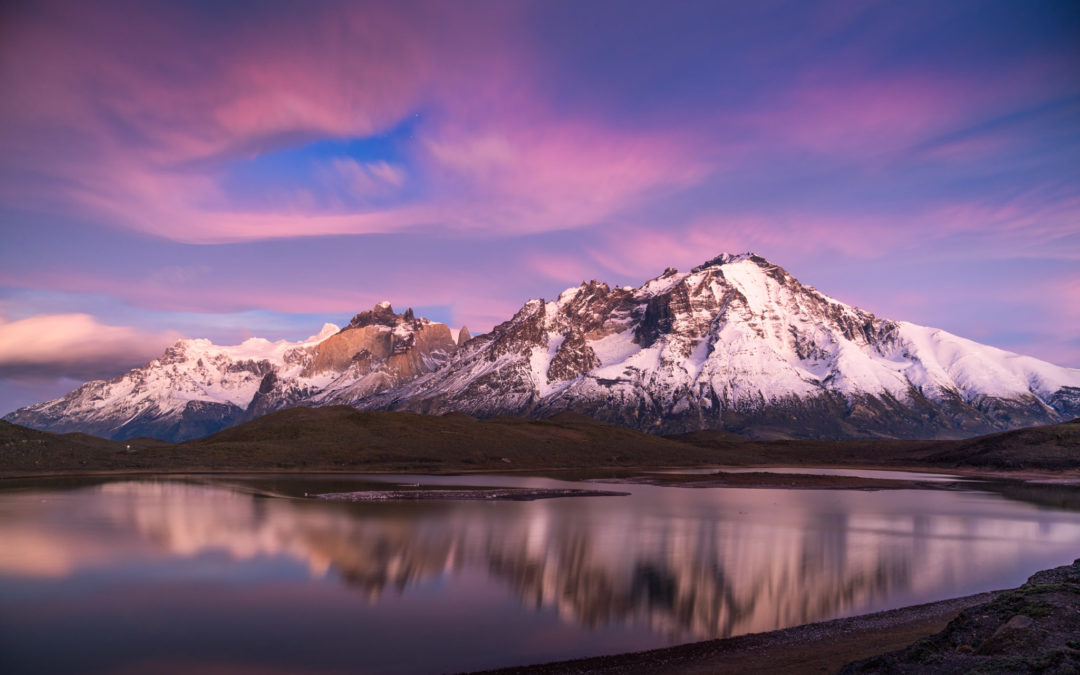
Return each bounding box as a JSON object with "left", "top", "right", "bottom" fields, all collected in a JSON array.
[{"left": 842, "top": 559, "right": 1080, "bottom": 674}]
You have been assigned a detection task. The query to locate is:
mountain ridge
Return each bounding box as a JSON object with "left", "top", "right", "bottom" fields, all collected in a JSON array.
[{"left": 6, "top": 253, "right": 1079, "bottom": 442}]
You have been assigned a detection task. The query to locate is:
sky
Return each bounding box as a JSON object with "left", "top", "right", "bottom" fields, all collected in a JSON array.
[{"left": 0, "top": 0, "right": 1078, "bottom": 414}]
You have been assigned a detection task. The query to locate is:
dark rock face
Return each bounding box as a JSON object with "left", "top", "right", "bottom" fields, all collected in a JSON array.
[
  {"left": 109, "top": 400, "right": 246, "bottom": 443},
  {"left": 171, "top": 400, "right": 246, "bottom": 442},
  {"left": 635, "top": 289, "right": 683, "bottom": 348},
  {"left": 346, "top": 302, "right": 399, "bottom": 329},
  {"left": 548, "top": 332, "right": 600, "bottom": 382},
  {"left": 491, "top": 301, "right": 548, "bottom": 360},
  {"left": 1048, "top": 386, "right": 1080, "bottom": 418}
]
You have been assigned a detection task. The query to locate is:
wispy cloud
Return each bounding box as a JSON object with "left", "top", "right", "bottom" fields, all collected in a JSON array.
[{"left": 0, "top": 0, "right": 1077, "bottom": 406}]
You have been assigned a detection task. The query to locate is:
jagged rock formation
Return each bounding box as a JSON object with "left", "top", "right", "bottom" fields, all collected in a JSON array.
[
  {"left": 457, "top": 325, "right": 473, "bottom": 347},
  {"left": 357, "top": 254, "right": 1080, "bottom": 439},
  {"left": 303, "top": 302, "right": 458, "bottom": 407},
  {"left": 6, "top": 254, "right": 1080, "bottom": 441}
]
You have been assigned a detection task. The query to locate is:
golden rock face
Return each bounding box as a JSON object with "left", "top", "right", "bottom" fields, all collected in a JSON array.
[
  {"left": 302, "top": 326, "right": 394, "bottom": 377},
  {"left": 301, "top": 306, "right": 458, "bottom": 387}
]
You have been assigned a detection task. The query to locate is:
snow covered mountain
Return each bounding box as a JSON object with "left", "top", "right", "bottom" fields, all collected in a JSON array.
[
  {"left": 357, "top": 254, "right": 1080, "bottom": 439},
  {"left": 7, "top": 253, "right": 1079, "bottom": 441},
  {"left": 5, "top": 303, "right": 462, "bottom": 441}
]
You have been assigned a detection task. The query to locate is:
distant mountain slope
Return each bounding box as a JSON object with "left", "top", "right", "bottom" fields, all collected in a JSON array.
[
  {"left": 4, "top": 304, "right": 459, "bottom": 441},
  {"left": 358, "top": 254, "right": 1080, "bottom": 439},
  {"left": 6, "top": 253, "right": 1079, "bottom": 441}
]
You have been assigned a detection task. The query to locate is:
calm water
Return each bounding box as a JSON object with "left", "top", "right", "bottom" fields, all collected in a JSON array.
[{"left": 2, "top": 473, "right": 1079, "bottom": 674}]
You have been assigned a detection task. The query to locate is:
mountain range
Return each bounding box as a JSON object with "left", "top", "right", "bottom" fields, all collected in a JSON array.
[{"left": 7, "top": 253, "right": 1079, "bottom": 442}]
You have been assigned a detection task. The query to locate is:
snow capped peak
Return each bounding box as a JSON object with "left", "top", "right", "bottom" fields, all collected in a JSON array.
[
  {"left": 691, "top": 252, "right": 757, "bottom": 272},
  {"left": 376, "top": 300, "right": 392, "bottom": 309},
  {"left": 353, "top": 254, "right": 1080, "bottom": 439}
]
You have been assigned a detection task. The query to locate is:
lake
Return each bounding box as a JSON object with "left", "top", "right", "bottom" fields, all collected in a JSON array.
[{"left": 2, "top": 473, "right": 1079, "bottom": 673}]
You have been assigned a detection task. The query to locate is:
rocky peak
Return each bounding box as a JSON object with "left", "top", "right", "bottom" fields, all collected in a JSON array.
[
  {"left": 457, "top": 325, "right": 473, "bottom": 347},
  {"left": 159, "top": 340, "right": 190, "bottom": 365},
  {"left": 347, "top": 301, "right": 399, "bottom": 330},
  {"left": 490, "top": 300, "right": 548, "bottom": 360}
]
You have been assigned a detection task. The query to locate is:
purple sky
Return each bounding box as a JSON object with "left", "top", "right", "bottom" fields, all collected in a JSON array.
[{"left": 1, "top": 0, "right": 1078, "bottom": 414}]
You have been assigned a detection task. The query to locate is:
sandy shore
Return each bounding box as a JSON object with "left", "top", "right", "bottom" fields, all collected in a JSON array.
[{"left": 471, "top": 591, "right": 1002, "bottom": 674}]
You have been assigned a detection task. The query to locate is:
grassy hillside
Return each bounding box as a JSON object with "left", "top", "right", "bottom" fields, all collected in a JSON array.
[
  {"left": 2, "top": 408, "right": 1077, "bottom": 477},
  {"left": 181, "top": 406, "right": 725, "bottom": 470},
  {"left": 922, "top": 418, "right": 1080, "bottom": 470},
  {"left": 1, "top": 407, "right": 722, "bottom": 475}
]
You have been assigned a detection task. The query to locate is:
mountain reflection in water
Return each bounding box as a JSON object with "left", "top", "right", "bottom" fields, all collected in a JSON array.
[{"left": 2, "top": 475, "right": 1079, "bottom": 672}]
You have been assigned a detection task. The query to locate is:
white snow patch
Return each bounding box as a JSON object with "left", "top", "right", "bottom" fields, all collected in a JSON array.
[
  {"left": 895, "top": 322, "right": 1080, "bottom": 400},
  {"left": 588, "top": 329, "right": 642, "bottom": 370},
  {"left": 719, "top": 260, "right": 773, "bottom": 314},
  {"left": 529, "top": 332, "right": 565, "bottom": 396},
  {"left": 639, "top": 272, "right": 689, "bottom": 297},
  {"left": 557, "top": 286, "right": 582, "bottom": 305}
]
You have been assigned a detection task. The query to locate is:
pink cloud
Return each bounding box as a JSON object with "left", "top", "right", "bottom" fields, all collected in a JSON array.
[
  {"left": 526, "top": 253, "right": 600, "bottom": 284},
  {"left": 421, "top": 118, "right": 709, "bottom": 235},
  {"left": 0, "top": 314, "right": 182, "bottom": 380},
  {"left": 583, "top": 213, "right": 919, "bottom": 282},
  {"left": 927, "top": 194, "right": 1080, "bottom": 255},
  {"left": 733, "top": 59, "right": 1072, "bottom": 160},
  {"left": 0, "top": 1, "right": 708, "bottom": 244}
]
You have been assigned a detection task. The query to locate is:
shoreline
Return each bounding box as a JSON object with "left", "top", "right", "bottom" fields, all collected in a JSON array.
[
  {"left": 474, "top": 557, "right": 1080, "bottom": 674},
  {"left": 4, "top": 462, "right": 1077, "bottom": 482},
  {"left": 471, "top": 590, "right": 1004, "bottom": 674}
]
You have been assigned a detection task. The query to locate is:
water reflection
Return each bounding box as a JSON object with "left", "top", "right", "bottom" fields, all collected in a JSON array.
[{"left": 2, "top": 476, "right": 1079, "bottom": 671}]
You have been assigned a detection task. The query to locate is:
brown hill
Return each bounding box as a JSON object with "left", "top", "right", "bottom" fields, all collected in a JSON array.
[
  {"left": 182, "top": 406, "right": 719, "bottom": 471},
  {"left": 1, "top": 410, "right": 1077, "bottom": 478},
  {"left": 921, "top": 417, "right": 1080, "bottom": 470}
]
